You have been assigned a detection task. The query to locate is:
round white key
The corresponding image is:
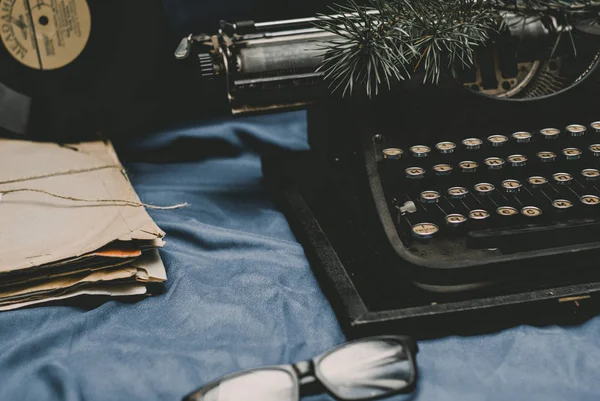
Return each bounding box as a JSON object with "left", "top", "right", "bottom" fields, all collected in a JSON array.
[
  {"left": 508, "top": 154, "right": 528, "bottom": 167},
  {"left": 487, "top": 135, "right": 508, "bottom": 147},
  {"left": 474, "top": 182, "right": 495, "bottom": 196},
  {"left": 412, "top": 222, "right": 439, "bottom": 239},
  {"left": 497, "top": 206, "right": 518, "bottom": 216},
  {"left": 484, "top": 157, "right": 505, "bottom": 170},
  {"left": 562, "top": 148, "right": 582, "bottom": 160},
  {"left": 410, "top": 145, "right": 431, "bottom": 158},
  {"left": 469, "top": 209, "right": 490, "bottom": 220},
  {"left": 445, "top": 213, "right": 467, "bottom": 227},
  {"left": 512, "top": 131, "right": 532, "bottom": 143},
  {"left": 420, "top": 190, "right": 441, "bottom": 204},
  {"left": 405, "top": 167, "right": 426, "bottom": 179},
  {"left": 552, "top": 199, "right": 573, "bottom": 211},
  {"left": 448, "top": 186, "right": 468, "bottom": 199},
  {"left": 462, "top": 138, "right": 483, "bottom": 150},
  {"left": 566, "top": 124, "right": 586, "bottom": 137},
  {"left": 537, "top": 151, "right": 556, "bottom": 163},
  {"left": 433, "top": 164, "right": 453, "bottom": 176},
  {"left": 383, "top": 148, "right": 403, "bottom": 160},
  {"left": 528, "top": 176, "right": 548, "bottom": 187},
  {"left": 459, "top": 160, "right": 478, "bottom": 172},
  {"left": 590, "top": 121, "right": 600, "bottom": 134},
  {"left": 582, "top": 169, "right": 600, "bottom": 180},
  {"left": 580, "top": 195, "right": 600, "bottom": 206},
  {"left": 521, "top": 206, "right": 542, "bottom": 217},
  {"left": 435, "top": 141, "right": 456, "bottom": 154},
  {"left": 540, "top": 128, "right": 560, "bottom": 140},
  {"left": 502, "top": 179, "right": 522, "bottom": 193},
  {"left": 590, "top": 144, "right": 600, "bottom": 157},
  {"left": 553, "top": 172, "right": 573, "bottom": 185}
]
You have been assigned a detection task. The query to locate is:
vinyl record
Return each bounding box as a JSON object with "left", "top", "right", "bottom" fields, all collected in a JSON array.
[{"left": 0, "top": 0, "right": 171, "bottom": 141}]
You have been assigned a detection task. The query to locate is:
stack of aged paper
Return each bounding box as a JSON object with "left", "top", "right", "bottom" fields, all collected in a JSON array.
[{"left": 0, "top": 139, "right": 168, "bottom": 310}]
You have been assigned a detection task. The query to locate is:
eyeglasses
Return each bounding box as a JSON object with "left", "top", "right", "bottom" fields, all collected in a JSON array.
[{"left": 183, "top": 335, "right": 418, "bottom": 401}]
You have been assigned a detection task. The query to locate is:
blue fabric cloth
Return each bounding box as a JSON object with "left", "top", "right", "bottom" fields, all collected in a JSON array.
[{"left": 1, "top": 111, "right": 600, "bottom": 401}]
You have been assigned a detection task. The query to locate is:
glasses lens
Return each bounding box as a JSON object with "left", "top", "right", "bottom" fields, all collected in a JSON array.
[
  {"left": 317, "top": 338, "right": 414, "bottom": 400},
  {"left": 196, "top": 368, "right": 297, "bottom": 401}
]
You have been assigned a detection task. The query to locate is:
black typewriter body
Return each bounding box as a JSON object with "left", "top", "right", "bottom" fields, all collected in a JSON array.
[{"left": 262, "top": 49, "right": 600, "bottom": 335}]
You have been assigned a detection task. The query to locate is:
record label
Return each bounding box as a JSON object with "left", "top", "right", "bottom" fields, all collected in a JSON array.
[{"left": 0, "top": 0, "right": 91, "bottom": 70}]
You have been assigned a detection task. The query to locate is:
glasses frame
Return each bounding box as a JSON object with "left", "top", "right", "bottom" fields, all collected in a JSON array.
[{"left": 183, "top": 335, "right": 418, "bottom": 401}]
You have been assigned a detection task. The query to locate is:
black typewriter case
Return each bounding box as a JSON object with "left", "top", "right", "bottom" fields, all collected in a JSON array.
[{"left": 262, "top": 62, "right": 600, "bottom": 338}]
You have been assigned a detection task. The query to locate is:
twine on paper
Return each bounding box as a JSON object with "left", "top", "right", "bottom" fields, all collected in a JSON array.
[{"left": 0, "top": 166, "right": 188, "bottom": 210}]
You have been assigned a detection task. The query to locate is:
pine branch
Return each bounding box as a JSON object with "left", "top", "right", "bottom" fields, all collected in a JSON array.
[{"left": 316, "top": 0, "right": 497, "bottom": 97}]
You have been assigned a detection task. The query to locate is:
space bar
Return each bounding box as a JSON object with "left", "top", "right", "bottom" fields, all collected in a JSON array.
[{"left": 467, "top": 218, "right": 600, "bottom": 250}]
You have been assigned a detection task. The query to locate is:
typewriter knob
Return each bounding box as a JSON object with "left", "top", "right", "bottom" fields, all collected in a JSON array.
[
  {"left": 469, "top": 209, "right": 490, "bottom": 221},
  {"left": 508, "top": 154, "right": 528, "bottom": 167},
  {"left": 487, "top": 135, "right": 508, "bottom": 147},
  {"left": 512, "top": 131, "right": 532, "bottom": 143},
  {"left": 562, "top": 148, "right": 582, "bottom": 160},
  {"left": 462, "top": 138, "right": 482, "bottom": 150},
  {"left": 496, "top": 206, "right": 518, "bottom": 217},
  {"left": 433, "top": 164, "right": 453, "bottom": 176},
  {"left": 382, "top": 148, "right": 403, "bottom": 160},
  {"left": 589, "top": 144, "right": 600, "bottom": 157},
  {"left": 566, "top": 124, "right": 586, "bottom": 137},
  {"left": 590, "top": 121, "right": 600, "bottom": 134},
  {"left": 412, "top": 222, "right": 439, "bottom": 240},
  {"left": 582, "top": 169, "right": 600, "bottom": 181},
  {"left": 536, "top": 151, "right": 556, "bottom": 163},
  {"left": 410, "top": 145, "right": 431, "bottom": 158},
  {"left": 540, "top": 128, "right": 561, "bottom": 140}
]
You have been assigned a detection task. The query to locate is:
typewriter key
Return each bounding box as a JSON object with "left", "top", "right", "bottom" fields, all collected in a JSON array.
[
  {"left": 459, "top": 160, "right": 478, "bottom": 172},
  {"left": 433, "top": 164, "right": 453, "bottom": 176},
  {"left": 448, "top": 186, "right": 468, "bottom": 199},
  {"left": 435, "top": 141, "right": 456, "bottom": 154},
  {"left": 562, "top": 148, "right": 582, "bottom": 160},
  {"left": 469, "top": 209, "right": 490, "bottom": 221},
  {"left": 484, "top": 157, "right": 505, "bottom": 170},
  {"left": 580, "top": 195, "right": 600, "bottom": 206},
  {"left": 582, "top": 169, "right": 600, "bottom": 181},
  {"left": 512, "top": 131, "right": 532, "bottom": 143},
  {"left": 508, "top": 154, "right": 528, "bottom": 167},
  {"left": 528, "top": 176, "right": 548, "bottom": 187},
  {"left": 474, "top": 182, "right": 495, "bottom": 196},
  {"left": 445, "top": 213, "right": 467, "bottom": 227},
  {"left": 410, "top": 145, "right": 431, "bottom": 158},
  {"left": 590, "top": 144, "right": 600, "bottom": 157},
  {"left": 405, "top": 167, "right": 426, "bottom": 179},
  {"left": 521, "top": 206, "right": 542, "bottom": 217},
  {"left": 502, "top": 179, "right": 522, "bottom": 193},
  {"left": 552, "top": 199, "right": 573, "bottom": 211},
  {"left": 497, "top": 206, "right": 518, "bottom": 216},
  {"left": 553, "top": 172, "right": 573, "bottom": 185},
  {"left": 566, "top": 124, "right": 586, "bottom": 137},
  {"left": 382, "top": 148, "right": 403, "bottom": 160},
  {"left": 487, "top": 135, "right": 508, "bottom": 147},
  {"left": 462, "top": 138, "right": 483, "bottom": 150},
  {"left": 420, "top": 190, "right": 441, "bottom": 204},
  {"left": 540, "top": 128, "right": 561, "bottom": 140},
  {"left": 536, "top": 151, "right": 556, "bottom": 163},
  {"left": 591, "top": 121, "right": 600, "bottom": 134},
  {"left": 412, "top": 222, "right": 439, "bottom": 239}
]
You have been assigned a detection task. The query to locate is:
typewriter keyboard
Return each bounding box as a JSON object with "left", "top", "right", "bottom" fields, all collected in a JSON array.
[{"left": 380, "top": 121, "right": 600, "bottom": 254}]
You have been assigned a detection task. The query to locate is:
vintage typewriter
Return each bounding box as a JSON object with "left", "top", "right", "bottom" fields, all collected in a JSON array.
[{"left": 177, "top": 9, "right": 600, "bottom": 335}]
